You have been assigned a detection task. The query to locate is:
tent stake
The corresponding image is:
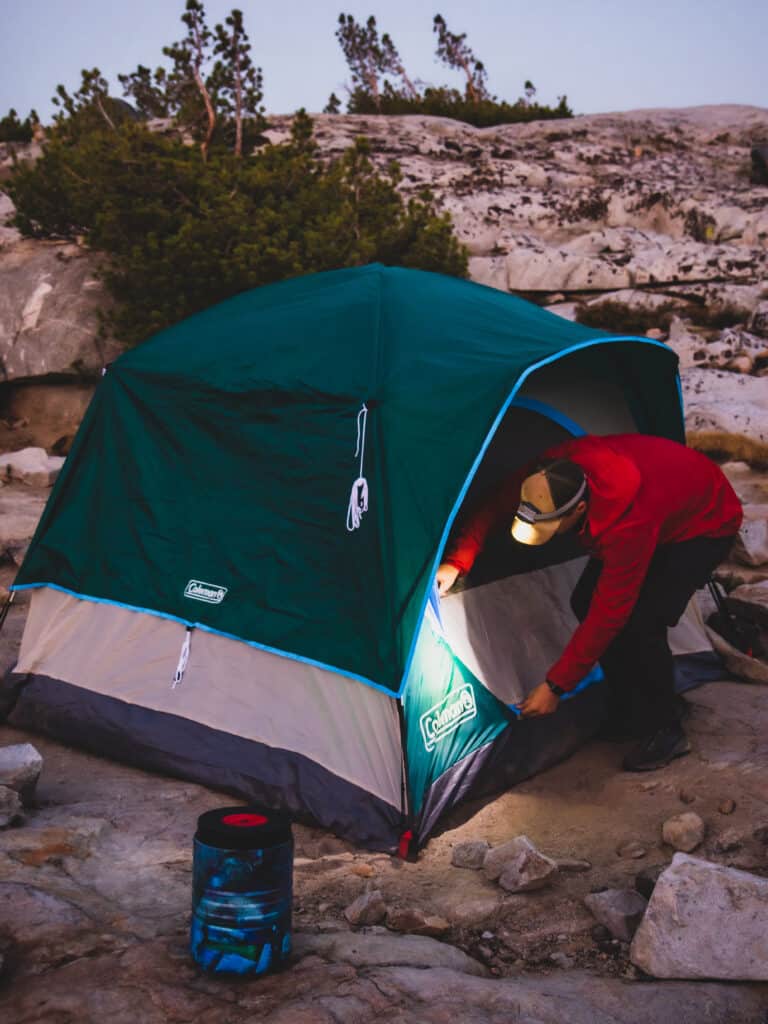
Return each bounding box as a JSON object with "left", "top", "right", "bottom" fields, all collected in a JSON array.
[{"left": 0, "top": 590, "right": 15, "bottom": 635}]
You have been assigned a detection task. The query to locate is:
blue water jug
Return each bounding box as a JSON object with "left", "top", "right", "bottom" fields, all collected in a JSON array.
[{"left": 190, "top": 805, "right": 293, "bottom": 975}]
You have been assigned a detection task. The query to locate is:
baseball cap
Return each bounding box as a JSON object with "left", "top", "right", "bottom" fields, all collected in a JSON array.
[{"left": 511, "top": 460, "right": 587, "bottom": 546}]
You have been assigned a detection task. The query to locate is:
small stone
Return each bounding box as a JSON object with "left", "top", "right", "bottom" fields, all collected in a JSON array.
[
  {"left": 584, "top": 889, "right": 648, "bottom": 943},
  {"left": 640, "top": 781, "right": 660, "bottom": 791},
  {"left": 451, "top": 839, "right": 490, "bottom": 870},
  {"left": 617, "top": 840, "right": 647, "bottom": 859},
  {"left": 549, "top": 952, "right": 573, "bottom": 968},
  {"left": 556, "top": 933, "right": 567, "bottom": 942},
  {"left": 317, "top": 902, "right": 330, "bottom": 913},
  {"left": 485, "top": 836, "right": 558, "bottom": 892},
  {"left": 718, "top": 799, "right": 736, "bottom": 815},
  {"left": 598, "top": 939, "right": 623, "bottom": 957},
  {"left": 556, "top": 857, "right": 592, "bottom": 873},
  {"left": 350, "top": 863, "right": 375, "bottom": 878},
  {"left": 477, "top": 944, "right": 494, "bottom": 960},
  {"left": 0, "top": 744, "right": 43, "bottom": 805},
  {"left": 0, "top": 785, "right": 23, "bottom": 828},
  {"left": 481, "top": 930, "right": 494, "bottom": 940},
  {"left": 385, "top": 908, "right": 449, "bottom": 937},
  {"left": 493, "top": 835, "right": 561, "bottom": 892},
  {"left": 591, "top": 924, "right": 611, "bottom": 943},
  {"left": 678, "top": 789, "right": 696, "bottom": 805},
  {"left": 634, "top": 864, "right": 666, "bottom": 901},
  {"left": 343, "top": 890, "right": 387, "bottom": 927},
  {"left": 712, "top": 828, "right": 743, "bottom": 854},
  {"left": 662, "top": 812, "right": 706, "bottom": 853}
]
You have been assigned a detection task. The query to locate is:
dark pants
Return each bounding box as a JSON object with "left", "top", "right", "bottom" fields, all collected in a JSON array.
[{"left": 570, "top": 535, "right": 734, "bottom": 736}]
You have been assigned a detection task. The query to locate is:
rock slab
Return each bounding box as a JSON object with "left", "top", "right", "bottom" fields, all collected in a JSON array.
[
  {"left": 0, "top": 448, "right": 56, "bottom": 488},
  {"left": 296, "top": 930, "right": 487, "bottom": 976},
  {"left": 630, "top": 853, "right": 768, "bottom": 980}
]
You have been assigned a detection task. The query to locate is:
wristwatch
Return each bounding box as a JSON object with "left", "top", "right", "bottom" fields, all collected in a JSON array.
[{"left": 545, "top": 679, "right": 565, "bottom": 698}]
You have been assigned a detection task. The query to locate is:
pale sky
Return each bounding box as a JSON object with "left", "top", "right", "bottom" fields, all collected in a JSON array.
[{"left": 1, "top": 0, "right": 766, "bottom": 124}]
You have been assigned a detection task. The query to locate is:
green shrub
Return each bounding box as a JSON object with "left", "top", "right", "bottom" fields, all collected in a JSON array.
[
  {"left": 9, "top": 112, "right": 467, "bottom": 346},
  {"left": 575, "top": 300, "right": 679, "bottom": 335},
  {"left": 347, "top": 85, "right": 572, "bottom": 126},
  {"left": 0, "top": 109, "right": 38, "bottom": 143}
]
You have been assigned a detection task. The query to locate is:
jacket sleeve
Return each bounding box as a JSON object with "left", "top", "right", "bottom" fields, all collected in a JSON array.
[
  {"left": 442, "top": 471, "right": 526, "bottom": 575},
  {"left": 546, "top": 521, "right": 659, "bottom": 691}
]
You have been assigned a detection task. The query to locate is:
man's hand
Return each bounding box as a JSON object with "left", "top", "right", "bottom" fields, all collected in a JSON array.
[
  {"left": 516, "top": 682, "right": 560, "bottom": 718},
  {"left": 436, "top": 563, "right": 460, "bottom": 596}
]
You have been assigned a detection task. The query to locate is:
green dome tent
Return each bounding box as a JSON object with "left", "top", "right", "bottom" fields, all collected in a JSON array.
[{"left": 4, "top": 264, "right": 715, "bottom": 851}]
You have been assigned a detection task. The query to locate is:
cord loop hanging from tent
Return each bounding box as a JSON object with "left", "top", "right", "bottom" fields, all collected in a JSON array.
[
  {"left": 346, "top": 402, "right": 369, "bottom": 531},
  {"left": 172, "top": 626, "right": 193, "bottom": 688}
]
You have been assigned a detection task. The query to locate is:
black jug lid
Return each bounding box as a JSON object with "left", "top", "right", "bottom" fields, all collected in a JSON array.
[{"left": 195, "top": 805, "right": 292, "bottom": 850}]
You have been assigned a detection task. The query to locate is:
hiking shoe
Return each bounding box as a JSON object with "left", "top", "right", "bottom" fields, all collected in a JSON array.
[{"left": 622, "top": 723, "right": 691, "bottom": 772}]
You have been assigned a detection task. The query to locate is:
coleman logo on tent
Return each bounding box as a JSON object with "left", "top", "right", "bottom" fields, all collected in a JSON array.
[
  {"left": 420, "top": 684, "right": 477, "bottom": 752},
  {"left": 184, "top": 580, "right": 228, "bottom": 604}
]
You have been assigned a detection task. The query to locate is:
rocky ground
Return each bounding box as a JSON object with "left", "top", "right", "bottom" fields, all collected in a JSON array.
[
  {"left": 1, "top": 603, "right": 768, "bottom": 1022},
  {"left": 1, "top": 104, "right": 768, "bottom": 1020}
]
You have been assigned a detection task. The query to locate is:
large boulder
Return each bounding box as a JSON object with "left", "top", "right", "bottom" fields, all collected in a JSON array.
[
  {"left": 682, "top": 368, "right": 768, "bottom": 464},
  {"left": 0, "top": 239, "right": 123, "bottom": 381},
  {"left": 630, "top": 853, "right": 768, "bottom": 980}
]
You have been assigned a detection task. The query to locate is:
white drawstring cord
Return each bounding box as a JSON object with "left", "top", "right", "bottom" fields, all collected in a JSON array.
[
  {"left": 346, "top": 403, "right": 369, "bottom": 531},
  {"left": 172, "top": 627, "right": 193, "bottom": 689}
]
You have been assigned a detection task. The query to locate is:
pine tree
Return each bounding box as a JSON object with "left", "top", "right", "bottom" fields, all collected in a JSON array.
[
  {"left": 432, "top": 15, "right": 489, "bottom": 105},
  {"left": 211, "top": 9, "right": 264, "bottom": 157},
  {"left": 335, "top": 14, "right": 385, "bottom": 110},
  {"left": 163, "top": 0, "right": 217, "bottom": 160},
  {"left": 380, "top": 32, "right": 418, "bottom": 99},
  {"left": 52, "top": 68, "right": 120, "bottom": 133},
  {"left": 118, "top": 65, "right": 172, "bottom": 119}
]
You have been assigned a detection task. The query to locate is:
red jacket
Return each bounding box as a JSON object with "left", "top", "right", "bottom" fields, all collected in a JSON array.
[{"left": 444, "top": 434, "right": 742, "bottom": 691}]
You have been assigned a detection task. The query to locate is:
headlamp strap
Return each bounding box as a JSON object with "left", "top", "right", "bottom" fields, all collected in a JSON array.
[{"left": 518, "top": 476, "right": 587, "bottom": 523}]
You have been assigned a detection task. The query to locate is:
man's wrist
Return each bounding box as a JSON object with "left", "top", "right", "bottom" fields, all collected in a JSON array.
[{"left": 545, "top": 679, "right": 565, "bottom": 698}]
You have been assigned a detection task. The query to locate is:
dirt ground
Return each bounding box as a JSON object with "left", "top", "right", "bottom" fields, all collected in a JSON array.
[{"left": 1, "top": 598, "right": 767, "bottom": 1022}]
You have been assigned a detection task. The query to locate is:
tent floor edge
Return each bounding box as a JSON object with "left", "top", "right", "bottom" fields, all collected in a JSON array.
[
  {"left": 6, "top": 672, "right": 403, "bottom": 853},
  {"left": 414, "top": 682, "right": 609, "bottom": 846}
]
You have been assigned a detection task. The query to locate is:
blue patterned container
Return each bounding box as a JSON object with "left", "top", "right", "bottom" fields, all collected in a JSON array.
[{"left": 190, "top": 806, "right": 293, "bottom": 975}]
